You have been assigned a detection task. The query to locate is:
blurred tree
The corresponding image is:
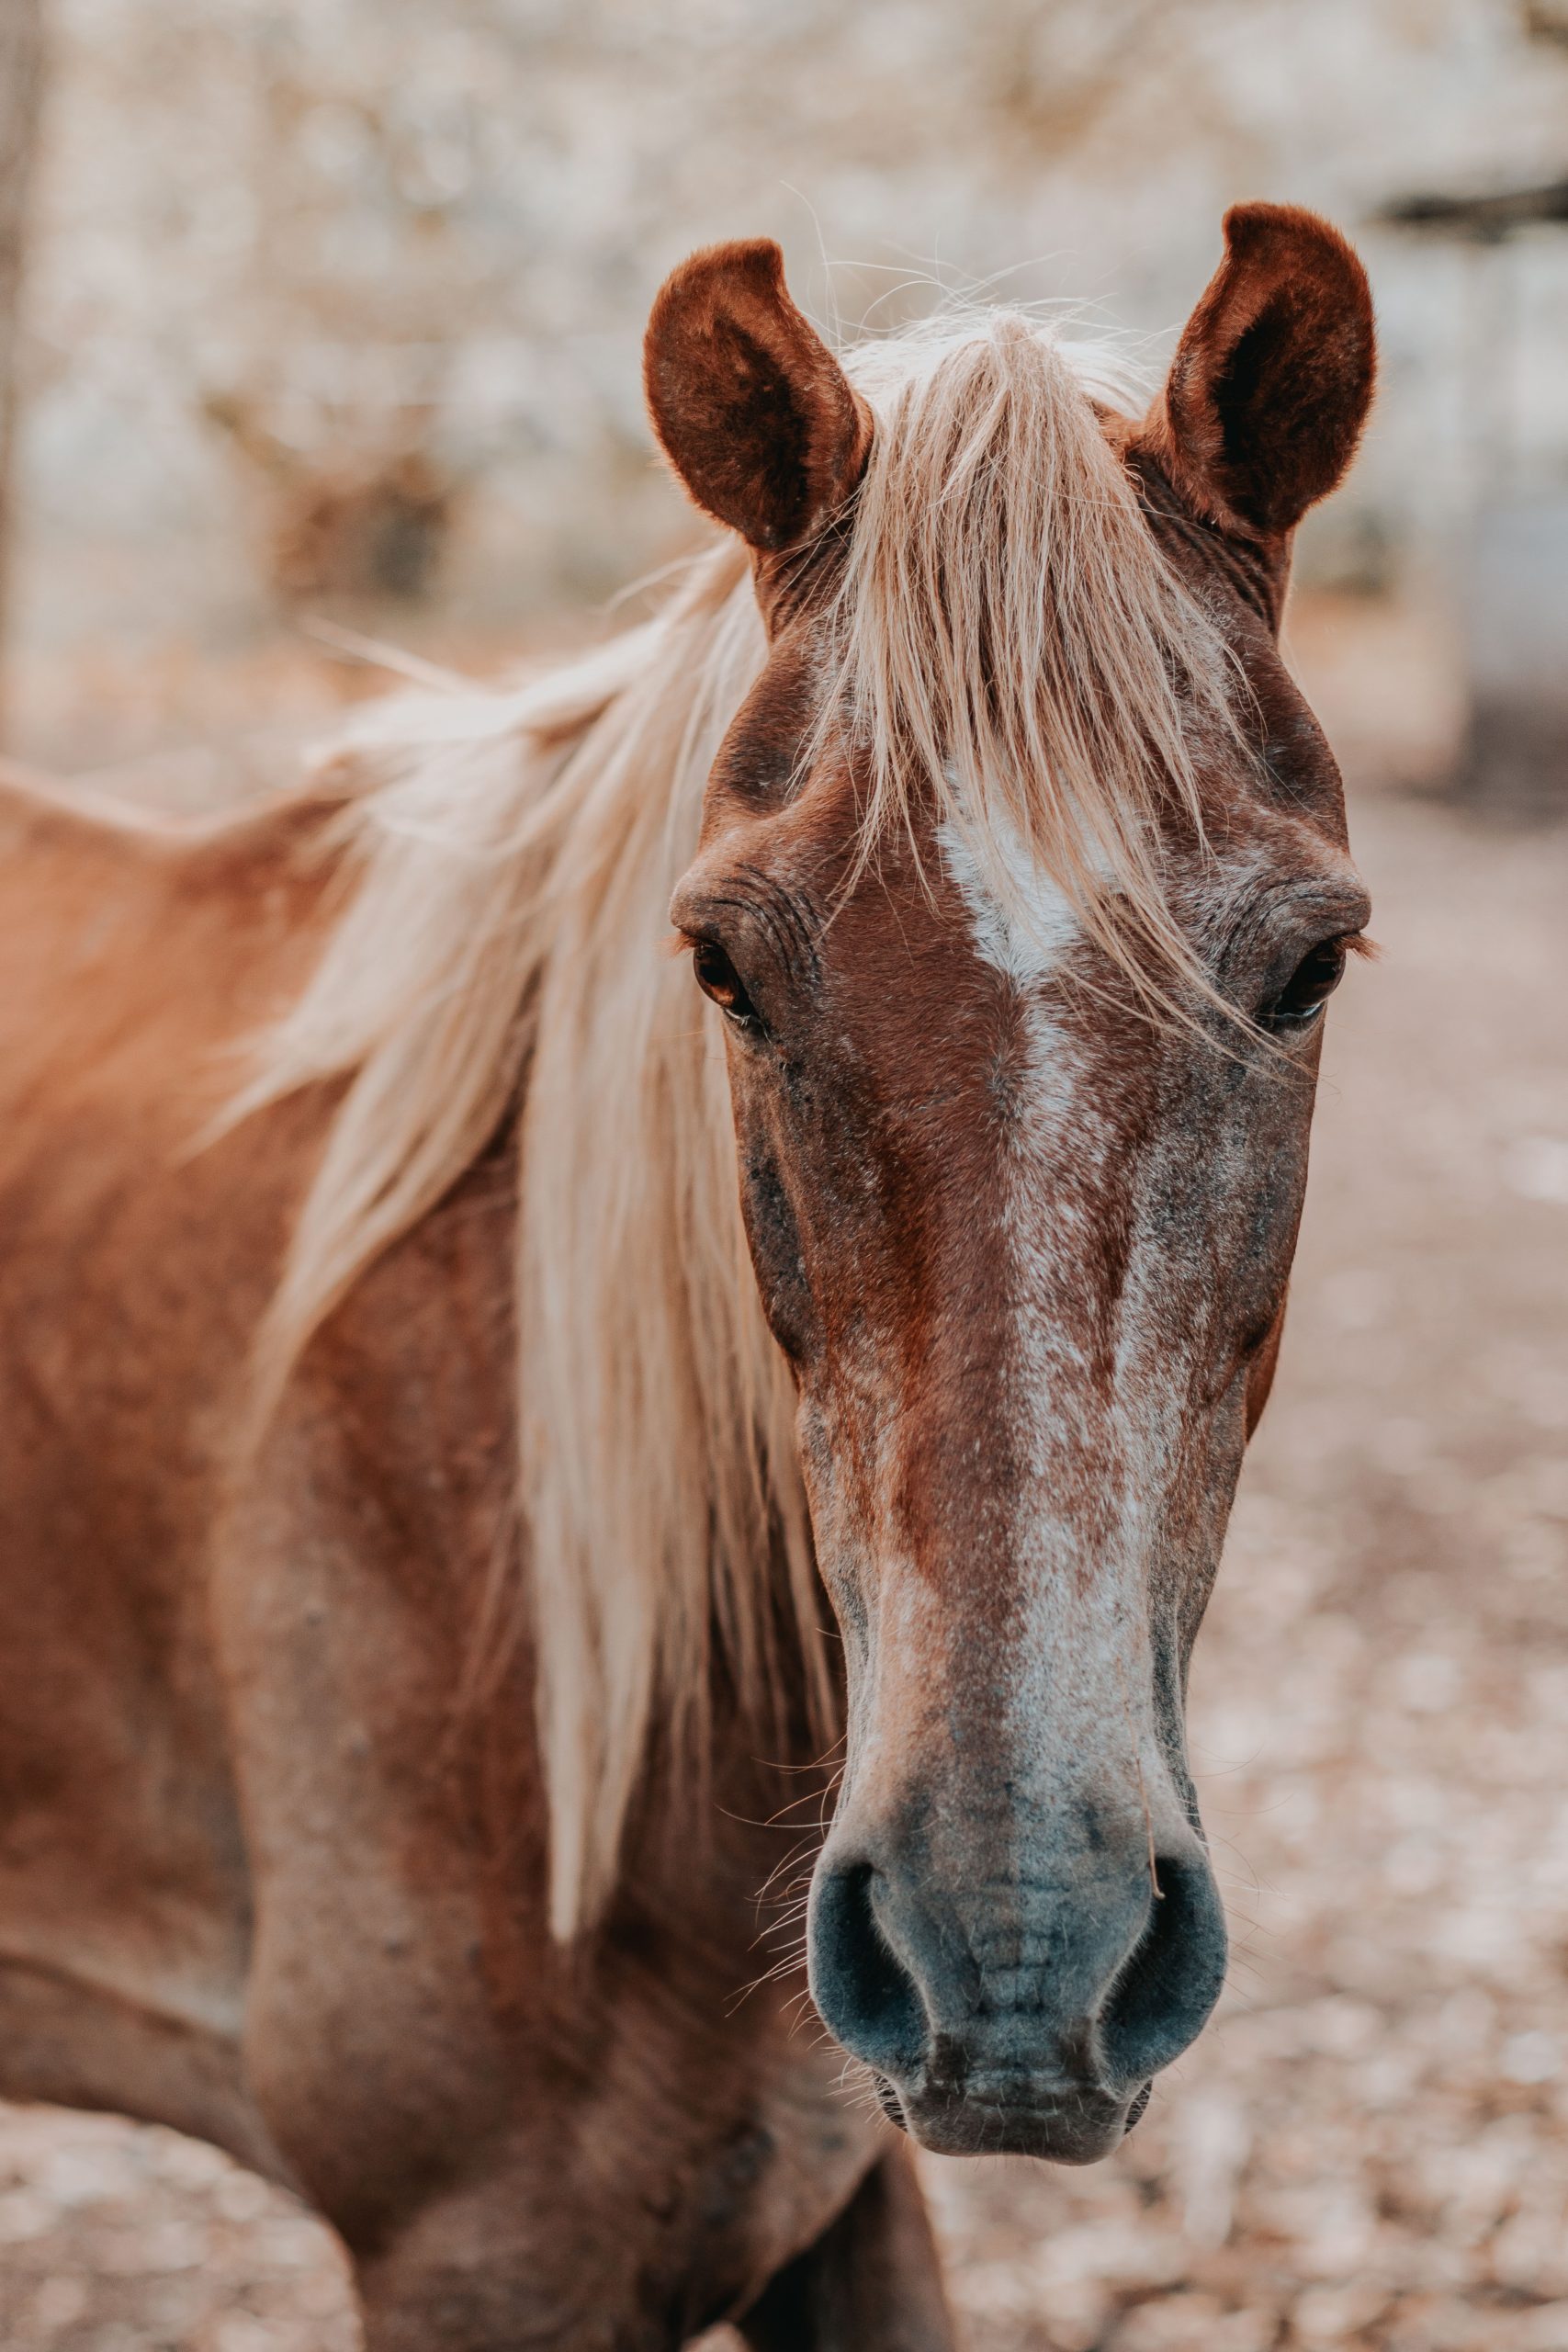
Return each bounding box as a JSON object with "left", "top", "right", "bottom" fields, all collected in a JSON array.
[
  {"left": 203, "top": 391, "right": 457, "bottom": 609},
  {"left": 1522, "top": 0, "right": 1568, "bottom": 48},
  {"left": 14, "top": 0, "right": 1568, "bottom": 647},
  {"left": 0, "top": 0, "right": 43, "bottom": 728}
]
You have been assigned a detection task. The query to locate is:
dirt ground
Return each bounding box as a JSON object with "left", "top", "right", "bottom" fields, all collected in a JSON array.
[{"left": 2, "top": 601, "right": 1566, "bottom": 2349}]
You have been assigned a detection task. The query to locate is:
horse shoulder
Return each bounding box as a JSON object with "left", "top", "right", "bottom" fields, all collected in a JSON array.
[{"left": 0, "top": 769, "right": 342, "bottom": 2156}]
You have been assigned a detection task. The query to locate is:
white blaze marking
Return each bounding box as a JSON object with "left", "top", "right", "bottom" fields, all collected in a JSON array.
[
  {"left": 936, "top": 813, "right": 1083, "bottom": 984},
  {"left": 937, "top": 802, "right": 1174, "bottom": 1828}
]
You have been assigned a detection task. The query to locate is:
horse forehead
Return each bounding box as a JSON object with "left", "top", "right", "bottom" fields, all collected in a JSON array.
[{"left": 934, "top": 814, "right": 1085, "bottom": 987}]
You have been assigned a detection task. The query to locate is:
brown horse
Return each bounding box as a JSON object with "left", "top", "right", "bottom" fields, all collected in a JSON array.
[{"left": 0, "top": 203, "right": 1374, "bottom": 2348}]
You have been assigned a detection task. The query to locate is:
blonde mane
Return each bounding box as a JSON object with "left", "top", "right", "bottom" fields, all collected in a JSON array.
[{"left": 239, "top": 309, "right": 1242, "bottom": 1939}]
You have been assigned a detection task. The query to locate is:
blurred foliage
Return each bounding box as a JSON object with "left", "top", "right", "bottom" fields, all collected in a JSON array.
[{"left": 11, "top": 0, "right": 1568, "bottom": 640}]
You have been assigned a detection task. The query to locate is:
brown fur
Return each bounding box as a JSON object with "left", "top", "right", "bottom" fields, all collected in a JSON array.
[
  {"left": 645, "top": 240, "right": 874, "bottom": 556},
  {"left": 1134, "top": 201, "right": 1376, "bottom": 544},
  {"left": 0, "top": 208, "right": 1373, "bottom": 2343}
]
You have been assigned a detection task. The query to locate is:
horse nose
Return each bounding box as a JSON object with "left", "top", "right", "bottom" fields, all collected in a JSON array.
[
  {"left": 808, "top": 1860, "right": 928, "bottom": 2079},
  {"left": 807, "top": 1829, "right": 1227, "bottom": 2161}
]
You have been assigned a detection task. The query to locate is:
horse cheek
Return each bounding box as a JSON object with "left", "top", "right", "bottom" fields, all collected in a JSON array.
[
  {"left": 1244, "top": 1299, "right": 1289, "bottom": 1438},
  {"left": 736, "top": 1135, "right": 818, "bottom": 1368}
]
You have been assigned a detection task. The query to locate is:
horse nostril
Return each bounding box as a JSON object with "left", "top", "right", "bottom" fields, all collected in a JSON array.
[
  {"left": 1099, "top": 1849, "right": 1228, "bottom": 2088},
  {"left": 807, "top": 1860, "right": 927, "bottom": 2078}
]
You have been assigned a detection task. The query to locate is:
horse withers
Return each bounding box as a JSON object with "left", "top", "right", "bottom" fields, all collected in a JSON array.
[{"left": 0, "top": 204, "right": 1374, "bottom": 2348}]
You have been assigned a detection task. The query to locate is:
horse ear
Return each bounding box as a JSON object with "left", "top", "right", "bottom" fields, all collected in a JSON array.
[
  {"left": 1137, "top": 203, "right": 1375, "bottom": 540},
  {"left": 644, "top": 240, "right": 873, "bottom": 556}
]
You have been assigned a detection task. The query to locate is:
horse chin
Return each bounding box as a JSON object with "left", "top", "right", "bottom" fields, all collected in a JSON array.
[{"left": 874, "top": 2074, "right": 1150, "bottom": 2165}]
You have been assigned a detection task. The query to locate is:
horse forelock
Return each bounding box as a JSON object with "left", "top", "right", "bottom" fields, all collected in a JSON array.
[
  {"left": 828, "top": 314, "right": 1245, "bottom": 1007},
  {"left": 237, "top": 306, "right": 1254, "bottom": 1939}
]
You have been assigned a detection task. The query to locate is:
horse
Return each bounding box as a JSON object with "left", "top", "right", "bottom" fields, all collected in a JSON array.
[{"left": 0, "top": 202, "right": 1375, "bottom": 2348}]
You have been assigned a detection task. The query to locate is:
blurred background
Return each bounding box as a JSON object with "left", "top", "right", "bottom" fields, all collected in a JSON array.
[{"left": 1, "top": 3, "right": 1567, "bottom": 2348}]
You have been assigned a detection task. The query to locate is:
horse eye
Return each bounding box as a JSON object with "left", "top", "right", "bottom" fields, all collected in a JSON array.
[
  {"left": 1257, "top": 937, "right": 1349, "bottom": 1033},
  {"left": 692, "top": 941, "right": 760, "bottom": 1027}
]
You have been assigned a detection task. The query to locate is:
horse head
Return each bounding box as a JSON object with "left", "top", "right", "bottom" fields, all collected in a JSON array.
[{"left": 646, "top": 209, "right": 1374, "bottom": 2163}]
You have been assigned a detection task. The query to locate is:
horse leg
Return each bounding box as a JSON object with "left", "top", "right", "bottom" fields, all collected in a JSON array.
[
  {"left": 347, "top": 2188, "right": 663, "bottom": 2352},
  {"left": 735, "top": 2143, "right": 955, "bottom": 2352},
  {"left": 345, "top": 2145, "right": 894, "bottom": 2352},
  {"left": 339, "top": 2135, "right": 948, "bottom": 2352}
]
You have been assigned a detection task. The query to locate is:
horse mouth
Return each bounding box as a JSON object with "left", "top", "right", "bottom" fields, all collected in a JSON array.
[
  {"left": 873, "top": 2071, "right": 1152, "bottom": 2164},
  {"left": 875, "top": 2076, "right": 907, "bottom": 2131}
]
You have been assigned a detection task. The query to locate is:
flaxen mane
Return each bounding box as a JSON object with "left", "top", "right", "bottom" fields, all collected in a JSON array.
[{"left": 237, "top": 310, "right": 1243, "bottom": 1937}]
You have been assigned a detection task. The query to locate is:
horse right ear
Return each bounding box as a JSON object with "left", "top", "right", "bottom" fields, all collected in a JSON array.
[
  {"left": 1135, "top": 203, "right": 1375, "bottom": 543},
  {"left": 644, "top": 240, "right": 873, "bottom": 559}
]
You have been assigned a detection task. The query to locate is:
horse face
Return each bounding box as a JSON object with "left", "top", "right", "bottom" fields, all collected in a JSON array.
[
  {"left": 651, "top": 213, "right": 1374, "bottom": 2161},
  {"left": 672, "top": 638, "right": 1367, "bottom": 2158}
]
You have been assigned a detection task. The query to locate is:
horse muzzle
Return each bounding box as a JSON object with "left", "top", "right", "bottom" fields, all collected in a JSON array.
[{"left": 807, "top": 1823, "right": 1227, "bottom": 2164}]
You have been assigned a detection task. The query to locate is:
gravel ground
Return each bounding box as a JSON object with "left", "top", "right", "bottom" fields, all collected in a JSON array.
[{"left": 2, "top": 607, "right": 1565, "bottom": 2348}]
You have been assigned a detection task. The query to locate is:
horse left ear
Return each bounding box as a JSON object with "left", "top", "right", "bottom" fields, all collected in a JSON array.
[
  {"left": 1136, "top": 203, "right": 1375, "bottom": 541},
  {"left": 644, "top": 239, "right": 874, "bottom": 557}
]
